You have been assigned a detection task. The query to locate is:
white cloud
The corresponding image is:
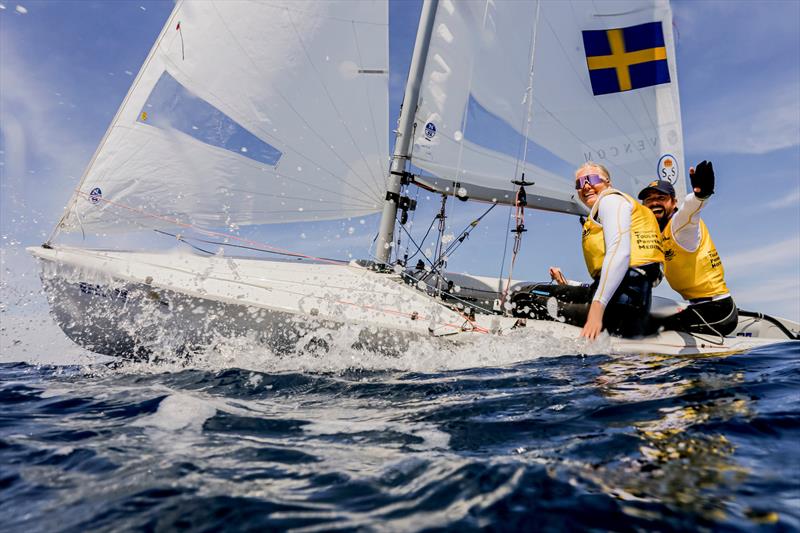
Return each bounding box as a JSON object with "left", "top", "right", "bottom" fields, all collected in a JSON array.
[
  {"left": 14, "top": 4, "right": 26, "bottom": 14},
  {"left": 686, "top": 81, "right": 800, "bottom": 155},
  {"left": 722, "top": 236, "right": 800, "bottom": 320},
  {"left": 0, "top": 39, "right": 96, "bottom": 232},
  {"left": 730, "top": 275, "right": 800, "bottom": 321},
  {"left": 724, "top": 236, "right": 800, "bottom": 274},
  {"left": 762, "top": 186, "right": 800, "bottom": 210}
]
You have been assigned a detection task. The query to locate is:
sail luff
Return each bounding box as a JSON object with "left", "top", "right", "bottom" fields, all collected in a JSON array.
[
  {"left": 54, "top": 1, "right": 389, "bottom": 235},
  {"left": 375, "top": 0, "right": 439, "bottom": 264},
  {"left": 46, "top": 1, "right": 184, "bottom": 245}
]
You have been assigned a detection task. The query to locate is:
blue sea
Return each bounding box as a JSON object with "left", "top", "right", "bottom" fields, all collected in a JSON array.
[{"left": 1, "top": 336, "right": 799, "bottom": 532}]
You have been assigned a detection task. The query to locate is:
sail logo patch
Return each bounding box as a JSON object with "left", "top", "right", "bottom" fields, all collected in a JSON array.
[
  {"left": 89, "top": 187, "right": 103, "bottom": 204},
  {"left": 582, "top": 21, "right": 670, "bottom": 96},
  {"left": 424, "top": 122, "right": 437, "bottom": 140},
  {"left": 657, "top": 154, "right": 679, "bottom": 184}
]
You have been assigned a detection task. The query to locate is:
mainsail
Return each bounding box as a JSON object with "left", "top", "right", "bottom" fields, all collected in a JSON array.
[
  {"left": 409, "top": 0, "right": 685, "bottom": 213},
  {"left": 58, "top": 0, "right": 388, "bottom": 235}
]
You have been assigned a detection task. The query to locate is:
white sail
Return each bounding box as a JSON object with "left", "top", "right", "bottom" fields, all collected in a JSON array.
[
  {"left": 59, "top": 0, "right": 388, "bottom": 234},
  {"left": 411, "top": 0, "right": 685, "bottom": 212}
]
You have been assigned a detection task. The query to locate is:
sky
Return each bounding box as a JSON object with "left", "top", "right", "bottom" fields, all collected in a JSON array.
[{"left": 1, "top": 0, "right": 798, "bottom": 323}]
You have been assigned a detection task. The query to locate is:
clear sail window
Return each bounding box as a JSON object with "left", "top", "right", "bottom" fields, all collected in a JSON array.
[
  {"left": 138, "top": 71, "right": 282, "bottom": 166},
  {"left": 465, "top": 94, "right": 573, "bottom": 178}
]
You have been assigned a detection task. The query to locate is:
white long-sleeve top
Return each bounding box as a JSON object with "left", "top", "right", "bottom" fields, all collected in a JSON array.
[
  {"left": 592, "top": 193, "right": 632, "bottom": 306},
  {"left": 669, "top": 193, "right": 706, "bottom": 251}
]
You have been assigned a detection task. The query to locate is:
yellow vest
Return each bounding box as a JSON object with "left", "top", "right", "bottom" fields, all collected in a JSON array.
[
  {"left": 663, "top": 218, "right": 729, "bottom": 300},
  {"left": 582, "top": 190, "right": 664, "bottom": 279}
]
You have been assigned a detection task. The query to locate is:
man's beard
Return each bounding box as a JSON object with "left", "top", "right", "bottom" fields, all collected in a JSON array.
[{"left": 654, "top": 207, "right": 676, "bottom": 231}]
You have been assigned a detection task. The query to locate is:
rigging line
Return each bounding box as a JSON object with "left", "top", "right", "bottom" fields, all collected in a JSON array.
[
  {"left": 402, "top": 183, "right": 423, "bottom": 260},
  {"left": 497, "top": 198, "right": 514, "bottom": 294},
  {"left": 552, "top": 7, "right": 658, "bottom": 173},
  {"left": 351, "top": 20, "right": 389, "bottom": 180},
  {"left": 441, "top": 203, "right": 497, "bottom": 259},
  {"left": 153, "top": 229, "right": 349, "bottom": 263},
  {"left": 402, "top": 213, "right": 438, "bottom": 264},
  {"left": 387, "top": 233, "right": 497, "bottom": 321},
  {"left": 72, "top": 190, "right": 357, "bottom": 267},
  {"left": 104, "top": 244, "right": 483, "bottom": 334},
  {"left": 432, "top": 195, "right": 448, "bottom": 294},
  {"left": 404, "top": 272, "right": 497, "bottom": 318},
  {"left": 360, "top": 230, "right": 491, "bottom": 332},
  {"left": 518, "top": 0, "right": 542, "bottom": 178},
  {"left": 416, "top": 131, "right": 573, "bottom": 190},
  {"left": 47, "top": 1, "right": 185, "bottom": 245},
  {"left": 154, "top": 229, "right": 216, "bottom": 255},
  {"left": 501, "top": 188, "right": 526, "bottom": 308},
  {"left": 448, "top": 58, "right": 478, "bottom": 237},
  {"left": 208, "top": 5, "right": 382, "bottom": 200},
  {"left": 391, "top": 243, "right": 498, "bottom": 320},
  {"left": 397, "top": 222, "right": 437, "bottom": 271},
  {"left": 286, "top": 10, "right": 385, "bottom": 200},
  {"left": 512, "top": 14, "right": 625, "bottom": 174}
]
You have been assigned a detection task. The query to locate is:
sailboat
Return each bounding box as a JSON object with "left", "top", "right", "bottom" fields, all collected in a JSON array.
[{"left": 28, "top": 0, "right": 798, "bottom": 358}]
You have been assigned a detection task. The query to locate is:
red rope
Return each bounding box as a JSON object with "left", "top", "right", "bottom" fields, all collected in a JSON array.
[
  {"left": 500, "top": 188, "right": 525, "bottom": 309},
  {"left": 75, "top": 189, "right": 346, "bottom": 266},
  {"left": 72, "top": 190, "right": 490, "bottom": 335}
]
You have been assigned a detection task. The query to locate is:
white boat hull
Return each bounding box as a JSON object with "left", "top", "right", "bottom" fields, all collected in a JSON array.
[{"left": 28, "top": 246, "right": 798, "bottom": 359}]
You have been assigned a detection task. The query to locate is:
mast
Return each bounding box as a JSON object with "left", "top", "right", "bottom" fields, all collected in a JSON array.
[{"left": 375, "top": 0, "right": 438, "bottom": 264}]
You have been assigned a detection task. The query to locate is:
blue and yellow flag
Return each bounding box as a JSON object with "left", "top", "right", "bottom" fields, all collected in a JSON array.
[{"left": 582, "top": 21, "right": 670, "bottom": 96}]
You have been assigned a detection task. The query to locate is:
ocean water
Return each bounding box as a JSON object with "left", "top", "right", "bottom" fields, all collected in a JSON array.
[{"left": 1, "top": 330, "right": 799, "bottom": 532}]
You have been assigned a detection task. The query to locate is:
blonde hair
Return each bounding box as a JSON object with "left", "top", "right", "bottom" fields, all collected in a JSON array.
[{"left": 576, "top": 161, "right": 611, "bottom": 181}]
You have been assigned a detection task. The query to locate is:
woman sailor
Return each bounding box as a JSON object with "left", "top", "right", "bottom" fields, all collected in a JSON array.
[{"left": 513, "top": 162, "right": 664, "bottom": 339}]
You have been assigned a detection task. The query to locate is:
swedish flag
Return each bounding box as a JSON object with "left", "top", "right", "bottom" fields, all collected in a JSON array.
[{"left": 582, "top": 21, "right": 670, "bottom": 96}]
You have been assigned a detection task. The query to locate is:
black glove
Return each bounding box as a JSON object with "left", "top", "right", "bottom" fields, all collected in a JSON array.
[{"left": 690, "top": 160, "right": 715, "bottom": 199}]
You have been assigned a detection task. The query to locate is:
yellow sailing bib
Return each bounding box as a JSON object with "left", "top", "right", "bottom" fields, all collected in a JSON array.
[
  {"left": 582, "top": 190, "right": 664, "bottom": 279},
  {"left": 663, "top": 218, "right": 729, "bottom": 300}
]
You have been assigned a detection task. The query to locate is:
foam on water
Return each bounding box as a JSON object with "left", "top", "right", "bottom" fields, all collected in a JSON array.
[
  {"left": 131, "top": 393, "right": 217, "bottom": 432},
  {"left": 87, "top": 322, "right": 611, "bottom": 376}
]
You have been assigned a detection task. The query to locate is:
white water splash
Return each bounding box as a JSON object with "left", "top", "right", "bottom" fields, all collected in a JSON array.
[{"left": 132, "top": 393, "right": 217, "bottom": 432}]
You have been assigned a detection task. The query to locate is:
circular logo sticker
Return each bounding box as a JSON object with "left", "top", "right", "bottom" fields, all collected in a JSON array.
[
  {"left": 89, "top": 187, "right": 103, "bottom": 204},
  {"left": 657, "top": 154, "right": 679, "bottom": 184},
  {"left": 424, "top": 122, "right": 437, "bottom": 140}
]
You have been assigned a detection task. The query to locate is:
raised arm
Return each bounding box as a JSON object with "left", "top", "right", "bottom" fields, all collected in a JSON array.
[
  {"left": 670, "top": 193, "right": 705, "bottom": 252},
  {"left": 671, "top": 161, "right": 715, "bottom": 252}
]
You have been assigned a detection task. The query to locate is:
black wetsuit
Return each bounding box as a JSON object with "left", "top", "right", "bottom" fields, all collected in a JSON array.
[
  {"left": 511, "top": 263, "right": 662, "bottom": 338},
  {"left": 658, "top": 296, "right": 738, "bottom": 336}
]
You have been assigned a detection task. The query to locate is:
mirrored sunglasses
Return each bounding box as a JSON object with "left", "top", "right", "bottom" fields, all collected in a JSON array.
[{"left": 575, "top": 174, "right": 605, "bottom": 190}]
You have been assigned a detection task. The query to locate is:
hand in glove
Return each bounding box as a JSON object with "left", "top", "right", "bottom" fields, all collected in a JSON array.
[{"left": 689, "top": 160, "right": 715, "bottom": 199}]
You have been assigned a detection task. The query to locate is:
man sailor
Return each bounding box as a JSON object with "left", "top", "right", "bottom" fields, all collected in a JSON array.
[
  {"left": 638, "top": 161, "right": 738, "bottom": 335},
  {"left": 512, "top": 162, "right": 664, "bottom": 339}
]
